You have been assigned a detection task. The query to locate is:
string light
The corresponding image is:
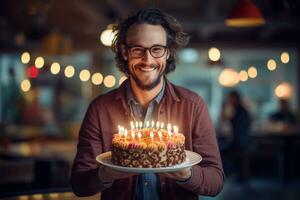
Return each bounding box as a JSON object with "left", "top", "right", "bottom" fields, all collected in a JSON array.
[
  {"left": 50, "top": 62, "right": 61, "bottom": 74},
  {"left": 79, "top": 69, "right": 91, "bottom": 82},
  {"left": 21, "top": 52, "right": 30, "bottom": 64},
  {"left": 104, "top": 75, "right": 116, "bottom": 88},
  {"left": 64, "top": 65, "right": 75, "bottom": 78},
  {"left": 35, "top": 57, "right": 44, "bottom": 69}
]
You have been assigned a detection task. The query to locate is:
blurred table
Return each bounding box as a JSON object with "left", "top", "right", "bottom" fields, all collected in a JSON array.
[
  {"left": 252, "top": 126, "right": 300, "bottom": 182},
  {"left": 0, "top": 140, "right": 76, "bottom": 161},
  {"left": 0, "top": 140, "right": 77, "bottom": 192},
  {"left": 0, "top": 191, "right": 100, "bottom": 200}
]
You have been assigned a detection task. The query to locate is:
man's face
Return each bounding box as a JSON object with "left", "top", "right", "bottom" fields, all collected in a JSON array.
[{"left": 122, "top": 23, "right": 169, "bottom": 91}]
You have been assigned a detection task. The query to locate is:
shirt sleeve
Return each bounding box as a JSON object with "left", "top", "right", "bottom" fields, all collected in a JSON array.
[
  {"left": 177, "top": 97, "right": 224, "bottom": 196},
  {"left": 70, "top": 100, "right": 109, "bottom": 197}
]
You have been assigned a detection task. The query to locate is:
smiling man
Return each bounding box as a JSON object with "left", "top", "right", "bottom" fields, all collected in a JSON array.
[{"left": 71, "top": 8, "right": 224, "bottom": 200}]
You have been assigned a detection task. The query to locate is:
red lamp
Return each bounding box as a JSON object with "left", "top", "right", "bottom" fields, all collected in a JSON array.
[{"left": 225, "top": 0, "right": 265, "bottom": 27}]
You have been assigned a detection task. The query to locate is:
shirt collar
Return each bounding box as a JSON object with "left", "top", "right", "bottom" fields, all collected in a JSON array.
[{"left": 126, "top": 78, "right": 166, "bottom": 105}]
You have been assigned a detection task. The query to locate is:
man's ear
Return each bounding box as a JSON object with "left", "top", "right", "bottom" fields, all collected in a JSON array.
[{"left": 121, "top": 44, "right": 128, "bottom": 60}]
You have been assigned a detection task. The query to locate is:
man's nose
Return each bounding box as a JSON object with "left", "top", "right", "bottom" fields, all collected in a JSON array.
[{"left": 141, "top": 50, "right": 154, "bottom": 64}]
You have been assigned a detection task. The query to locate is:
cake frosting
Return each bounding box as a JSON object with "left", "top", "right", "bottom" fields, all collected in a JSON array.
[{"left": 111, "top": 127, "right": 186, "bottom": 168}]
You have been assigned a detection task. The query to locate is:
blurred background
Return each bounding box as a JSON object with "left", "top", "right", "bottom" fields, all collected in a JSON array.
[{"left": 0, "top": 0, "right": 300, "bottom": 199}]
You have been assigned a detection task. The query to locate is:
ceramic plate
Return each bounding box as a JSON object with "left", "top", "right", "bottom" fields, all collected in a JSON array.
[{"left": 96, "top": 150, "right": 202, "bottom": 173}]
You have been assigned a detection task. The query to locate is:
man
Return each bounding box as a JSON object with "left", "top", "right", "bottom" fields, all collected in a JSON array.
[{"left": 71, "top": 8, "right": 224, "bottom": 200}]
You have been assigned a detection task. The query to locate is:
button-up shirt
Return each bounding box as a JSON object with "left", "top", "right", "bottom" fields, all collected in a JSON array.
[
  {"left": 126, "top": 80, "right": 165, "bottom": 200},
  {"left": 71, "top": 78, "right": 224, "bottom": 200}
]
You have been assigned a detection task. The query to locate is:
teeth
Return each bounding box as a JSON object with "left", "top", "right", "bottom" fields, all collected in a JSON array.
[{"left": 138, "top": 67, "right": 156, "bottom": 72}]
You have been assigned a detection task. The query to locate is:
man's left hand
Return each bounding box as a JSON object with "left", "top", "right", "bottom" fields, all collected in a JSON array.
[{"left": 159, "top": 167, "right": 192, "bottom": 182}]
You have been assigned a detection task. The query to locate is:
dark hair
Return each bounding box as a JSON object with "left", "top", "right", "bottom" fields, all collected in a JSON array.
[
  {"left": 229, "top": 90, "right": 241, "bottom": 105},
  {"left": 111, "top": 8, "right": 190, "bottom": 75}
]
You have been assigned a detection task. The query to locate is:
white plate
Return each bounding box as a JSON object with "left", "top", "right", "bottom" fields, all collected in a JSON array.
[{"left": 96, "top": 150, "right": 202, "bottom": 173}]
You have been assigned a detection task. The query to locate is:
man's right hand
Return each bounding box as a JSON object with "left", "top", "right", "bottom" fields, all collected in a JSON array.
[{"left": 98, "top": 165, "right": 138, "bottom": 183}]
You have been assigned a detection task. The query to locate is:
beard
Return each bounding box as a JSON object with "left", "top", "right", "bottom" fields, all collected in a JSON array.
[{"left": 130, "top": 63, "right": 164, "bottom": 91}]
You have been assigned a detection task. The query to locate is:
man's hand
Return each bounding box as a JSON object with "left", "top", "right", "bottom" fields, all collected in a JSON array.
[
  {"left": 98, "top": 165, "right": 138, "bottom": 183},
  {"left": 159, "top": 167, "right": 192, "bottom": 182}
]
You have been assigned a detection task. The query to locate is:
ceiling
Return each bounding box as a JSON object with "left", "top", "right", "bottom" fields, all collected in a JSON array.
[{"left": 1, "top": 0, "right": 300, "bottom": 52}]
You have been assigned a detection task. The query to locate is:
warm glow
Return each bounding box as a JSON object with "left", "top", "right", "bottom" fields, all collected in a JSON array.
[
  {"left": 35, "top": 57, "right": 44, "bottom": 69},
  {"left": 238, "top": 70, "right": 248, "bottom": 82},
  {"left": 21, "top": 52, "right": 30, "bottom": 64},
  {"left": 50, "top": 62, "right": 61, "bottom": 74},
  {"left": 19, "top": 195, "right": 29, "bottom": 200},
  {"left": 91, "top": 72, "right": 103, "bottom": 85},
  {"left": 104, "top": 75, "right": 116, "bottom": 88},
  {"left": 32, "top": 194, "right": 43, "bottom": 200},
  {"left": 100, "top": 27, "right": 116, "bottom": 46},
  {"left": 225, "top": 18, "right": 265, "bottom": 27},
  {"left": 208, "top": 47, "right": 221, "bottom": 62},
  {"left": 248, "top": 66, "right": 257, "bottom": 78},
  {"left": 19, "top": 143, "right": 31, "bottom": 156},
  {"left": 64, "top": 65, "right": 75, "bottom": 78},
  {"left": 79, "top": 69, "right": 91, "bottom": 82},
  {"left": 267, "top": 59, "right": 277, "bottom": 71},
  {"left": 119, "top": 76, "right": 127, "bottom": 85},
  {"left": 280, "top": 52, "right": 290, "bottom": 64},
  {"left": 21, "top": 79, "right": 31, "bottom": 92},
  {"left": 275, "top": 82, "right": 293, "bottom": 99},
  {"left": 218, "top": 68, "right": 239, "bottom": 87},
  {"left": 48, "top": 193, "right": 59, "bottom": 199}
]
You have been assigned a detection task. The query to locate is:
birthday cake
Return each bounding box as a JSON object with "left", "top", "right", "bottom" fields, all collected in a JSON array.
[{"left": 111, "top": 122, "right": 186, "bottom": 168}]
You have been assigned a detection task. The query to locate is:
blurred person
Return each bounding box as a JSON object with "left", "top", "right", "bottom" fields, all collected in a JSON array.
[
  {"left": 218, "top": 90, "right": 252, "bottom": 181},
  {"left": 1, "top": 66, "right": 25, "bottom": 124},
  {"left": 269, "top": 99, "right": 296, "bottom": 125},
  {"left": 220, "top": 90, "right": 252, "bottom": 151},
  {"left": 71, "top": 8, "right": 224, "bottom": 200}
]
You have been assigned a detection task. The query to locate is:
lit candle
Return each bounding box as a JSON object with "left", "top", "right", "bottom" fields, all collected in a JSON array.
[
  {"left": 131, "top": 131, "right": 135, "bottom": 141},
  {"left": 135, "top": 121, "right": 139, "bottom": 130},
  {"left": 120, "top": 126, "right": 124, "bottom": 136},
  {"left": 167, "top": 123, "right": 172, "bottom": 138},
  {"left": 139, "top": 121, "right": 142, "bottom": 129},
  {"left": 156, "top": 121, "right": 160, "bottom": 129},
  {"left": 158, "top": 131, "right": 162, "bottom": 141},
  {"left": 131, "top": 121, "right": 134, "bottom": 130},
  {"left": 118, "top": 125, "right": 121, "bottom": 135},
  {"left": 150, "top": 131, "right": 154, "bottom": 142},
  {"left": 138, "top": 132, "right": 142, "bottom": 142},
  {"left": 161, "top": 122, "right": 164, "bottom": 129},
  {"left": 151, "top": 120, "right": 155, "bottom": 128},
  {"left": 146, "top": 121, "right": 150, "bottom": 128},
  {"left": 173, "top": 126, "right": 178, "bottom": 134},
  {"left": 124, "top": 129, "right": 128, "bottom": 141}
]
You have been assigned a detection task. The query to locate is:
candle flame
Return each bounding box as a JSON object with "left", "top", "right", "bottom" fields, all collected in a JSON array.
[
  {"left": 158, "top": 131, "right": 162, "bottom": 140},
  {"left": 146, "top": 121, "right": 150, "bottom": 128},
  {"left": 150, "top": 131, "right": 154, "bottom": 138},
  {"left": 161, "top": 122, "right": 164, "bottom": 129},
  {"left": 173, "top": 126, "right": 178, "bottom": 134},
  {"left": 135, "top": 121, "right": 139, "bottom": 129},
  {"left": 156, "top": 121, "right": 160, "bottom": 129},
  {"left": 151, "top": 120, "right": 155, "bottom": 127},
  {"left": 130, "top": 121, "right": 134, "bottom": 130},
  {"left": 139, "top": 121, "right": 142, "bottom": 129},
  {"left": 167, "top": 123, "right": 172, "bottom": 131}
]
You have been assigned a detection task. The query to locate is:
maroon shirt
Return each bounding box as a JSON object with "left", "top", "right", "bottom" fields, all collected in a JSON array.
[{"left": 71, "top": 79, "right": 224, "bottom": 200}]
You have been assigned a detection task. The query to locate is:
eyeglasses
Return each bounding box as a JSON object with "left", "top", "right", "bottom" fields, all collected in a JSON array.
[{"left": 126, "top": 44, "right": 168, "bottom": 58}]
